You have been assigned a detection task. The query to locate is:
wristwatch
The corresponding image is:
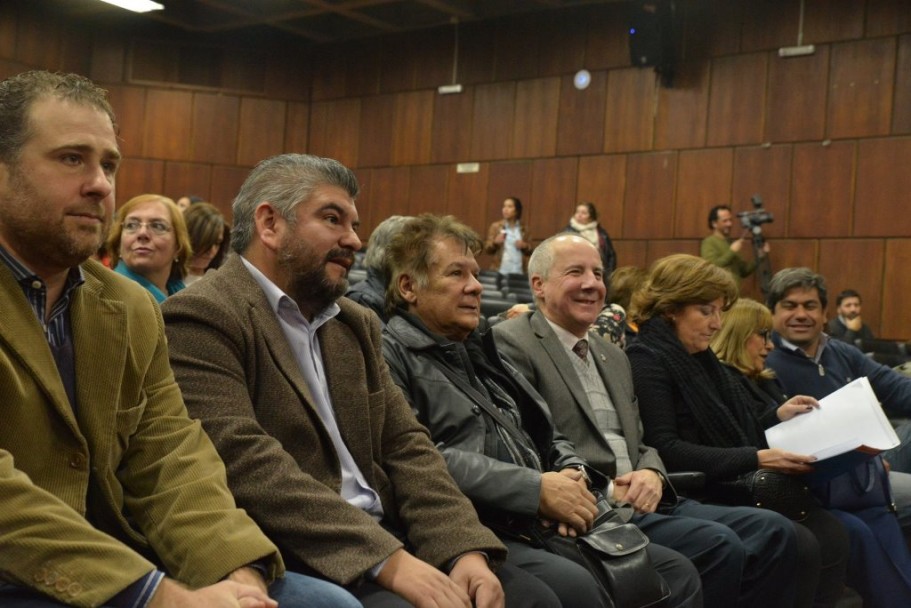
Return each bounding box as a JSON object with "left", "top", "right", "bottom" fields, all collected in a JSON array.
[{"left": 572, "top": 464, "right": 592, "bottom": 488}]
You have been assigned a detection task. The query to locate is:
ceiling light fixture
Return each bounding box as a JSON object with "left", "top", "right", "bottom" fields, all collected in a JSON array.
[{"left": 97, "top": 0, "right": 164, "bottom": 13}]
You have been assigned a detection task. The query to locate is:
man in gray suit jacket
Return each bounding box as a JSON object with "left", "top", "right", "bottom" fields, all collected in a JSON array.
[
  {"left": 163, "top": 154, "right": 560, "bottom": 608},
  {"left": 493, "top": 234, "right": 799, "bottom": 608}
]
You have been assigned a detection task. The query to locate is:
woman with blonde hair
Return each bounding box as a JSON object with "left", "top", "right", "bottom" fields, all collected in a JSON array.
[
  {"left": 108, "top": 194, "right": 192, "bottom": 302},
  {"left": 626, "top": 254, "right": 849, "bottom": 608},
  {"left": 713, "top": 298, "right": 911, "bottom": 607}
]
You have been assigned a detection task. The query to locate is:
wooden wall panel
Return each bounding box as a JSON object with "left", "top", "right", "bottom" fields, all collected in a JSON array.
[
  {"left": 263, "top": 47, "right": 309, "bottom": 102},
  {"left": 236, "top": 98, "right": 286, "bottom": 168},
  {"left": 487, "top": 162, "right": 533, "bottom": 236},
  {"left": 818, "top": 239, "right": 885, "bottom": 334},
  {"left": 408, "top": 165, "right": 449, "bottom": 216},
  {"left": 767, "top": 239, "right": 819, "bottom": 277},
  {"left": 447, "top": 166, "right": 490, "bottom": 234},
  {"left": 106, "top": 85, "right": 146, "bottom": 159},
  {"left": 163, "top": 162, "right": 211, "bottom": 203},
  {"left": 655, "top": 62, "right": 709, "bottom": 151},
  {"left": 827, "top": 38, "right": 896, "bottom": 139},
  {"left": 584, "top": 3, "right": 633, "bottom": 70},
  {"left": 459, "top": 21, "right": 496, "bottom": 86},
  {"left": 623, "top": 152, "right": 677, "bottom": 240},
  {"left": 392, "top": 90, "right": 434, "bottom": 166},
  {"left": 409, "top": 29, "right": 451, "bottom": 91},
  {"left": 345, "top": 38, "right": 382, "bottom": 98},
  {"left": 16, "top": 8, "right": 62, "bottom": 70},
  {"left": 142, "top": 89, "right": 193, "bottom": 161},
  {"left": 893, "top": 35, "right": 911, "bottom": 134},
  {"left": 356, "top": 166, "right": 410, "bottom": 231},
  {"left": 471, "top": 82, "right": 515, "bottom": 161},
  {"left": 537, "top": 11, "right": 585, "bottom": 78},
  {"left": 380, "top": 33, "right": 418, "bottom": 93},
  {"left": 90, "top": 34, "right": 125, "bottom": 84},
  {"left": 577, "top": 155, "right": 626, "bottom": 238},
  {"left": 604, "top": 68, "right": 656, "bottom": 153},
  {"left": 115, "top": 159, "right": 164, "bottom": 205},
  {"left": 308, "top": 99, "right": 360, "bottom": 168},
  {"left": 765, "top": 48, "right": 829, "bottom": 143},
  {"left": 493, "top": 14, "right": 539, "bottom": 82},
  {"left": 687, "top": 1, "right": 741, "bottom": 59},
  {"left": 790, "top": 142, "right": 854, "bottom": 238},
  {"left": 612, "top": 241, "right": 648, "bottom": 271},
  {"left": 358, "top": 95, "right": 395, "bottom": 168},
  {"left": 732, "top": 145, "right": 792, "bottom": 238},
  {"left": 803, "top": 0, "right": 864, "bottom": 43},
  {"left": 530, "top": 158, "right": 578, "bottom": 242},
  {"left": 866, "top": 0, "right": 911, "bottom": 37},
  {"left": 647, "top": 240, "right": 700, "bottom": 264},
  {"left": 557, "top": 71, "right": 607, "bottom": 156},
  {"left": 740, "top": 1, "right": 798, "bottom": 52},
  {"left": 854, "top": 138, "right": 911, "bottom": 237},
  {"left": 284, "top": 102, "right": 310, "bottom": 154},
  {"left": 513, "top": 78, "right": 560, "bottom": 158},
  {"left": 310, "top": 44, "right": 347, "bottom": 101},
  {"left": 431, "top": 91, "right": 474, "bottom": 164},
  {"left": 706, "top": 53, "right": 768, "bottom": 147},
  {"left": 192, "top": 93, "right": 239, "bottom": 165},
  {"left": 675, "top": 149, "right": 734, "bottom": 238},
  {"left": 210, "top": 166, "right": 250, "bottom": 215},
  {"left": 0, "top": 3, "right": 17, "bottom": 59},
  {"left": 881, "top": 239, "right": 911, "bottom": 339}
]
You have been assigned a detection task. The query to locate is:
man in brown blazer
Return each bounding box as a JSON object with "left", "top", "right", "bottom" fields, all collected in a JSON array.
[
  {"left": 0, "top": 72, "right": 359, "bottom": 607},
  {"left": 163, "top": 154, "right": 554, "bottom": 608}
]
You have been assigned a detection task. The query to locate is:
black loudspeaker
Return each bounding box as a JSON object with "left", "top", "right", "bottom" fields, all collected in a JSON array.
[{"left": 628, "top": 1, "right": 676, "bottom": 85}]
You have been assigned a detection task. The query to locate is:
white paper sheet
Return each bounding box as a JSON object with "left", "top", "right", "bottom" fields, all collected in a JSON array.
[{"left": 764, "top": 377, "right": 900, "bottom": 460}]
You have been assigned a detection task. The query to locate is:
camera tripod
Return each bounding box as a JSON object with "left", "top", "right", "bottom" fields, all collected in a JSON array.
[{"left": 749, "top": 227, "right": 772, "bottom": 298}]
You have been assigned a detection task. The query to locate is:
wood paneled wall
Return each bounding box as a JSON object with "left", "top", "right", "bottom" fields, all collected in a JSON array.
[{"left": 2, "top": 0, "right": 911, "bottom": 337}]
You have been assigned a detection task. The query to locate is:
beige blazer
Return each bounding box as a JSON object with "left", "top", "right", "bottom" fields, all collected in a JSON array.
[{"left": 0, "top": 259, "right": 281, "bottom": 607}]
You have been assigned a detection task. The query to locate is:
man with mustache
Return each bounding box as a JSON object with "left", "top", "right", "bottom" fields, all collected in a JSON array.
[
  {"left": 700, "top": 204, "right": 769, "bottom": 287},
  {"left": 826, "top": 288, "right": 875, "bottom": 345},
  {"left": 0, "top": 72, "right": 359, "bottom": 607},
  {"left": 162, "top": 154, "right": 554, "bottom": 608}
]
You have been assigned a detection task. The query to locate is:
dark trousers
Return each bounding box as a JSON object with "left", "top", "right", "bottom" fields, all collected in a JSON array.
[{"left": 636, "top": 498, "right": 800, "bottom": 608}]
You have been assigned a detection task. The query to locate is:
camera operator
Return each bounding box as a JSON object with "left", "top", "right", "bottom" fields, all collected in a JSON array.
[{"left": 700, "top": 204, "right": 770, "bottom": 287}]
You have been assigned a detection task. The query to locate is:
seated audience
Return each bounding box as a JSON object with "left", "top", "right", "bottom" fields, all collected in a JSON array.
[
  {"left": 564, "top": 201, "right": 616, "bottom": 277},
  {"left": 625, "top": 254, "right": 849, "bottom": 608},
  {"left": 183, "top": 201, "right": 229, "bottom": 285},
  {"left": 0, "top": 70, "right": 357, "bottom": 608},
  {"left": 346, "top": 214, "right": 410, "bottom": 323},
  {"left": 608, "top": 265, "right": 648, "bottom": 345},
  {"left": 484, "top": 196, "right": 531, "bottom": 275},
  {"left": 826, "top": 288, "right": 875, "bottom": 344},
  {"left": 107, "top": 194, "right": 190, "bottom": 302},
  {"left": 381, "top": 215, "right": 702, "bottom": 608},
  {"left": 713, "top": 298, "right": 911, "bottom": 607},
  {"left": 175, "top": 193, "right": 203, "bottom": 211},
  {"left": 163, "top": 154, "right": 556, "bottom": 608},
  {"left": 494, "top": 235, "right": 805, "bottom": 608}
]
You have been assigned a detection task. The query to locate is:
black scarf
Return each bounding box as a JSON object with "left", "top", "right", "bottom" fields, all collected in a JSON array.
[{"left": 635, "top": 317, "right": 768, "bottom": 449}]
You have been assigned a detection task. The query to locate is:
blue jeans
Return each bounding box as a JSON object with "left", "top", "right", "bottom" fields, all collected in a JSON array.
[{"left": 0, "top": 572, "right": 360, "bottom": 608}]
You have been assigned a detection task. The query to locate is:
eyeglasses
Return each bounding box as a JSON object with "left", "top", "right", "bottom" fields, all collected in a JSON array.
[
  {"left": 122, "top": 219, "right": 172, "bottom": 236},
  {"left": 757, "top": 329, "right": 772, "bottom": 342}
]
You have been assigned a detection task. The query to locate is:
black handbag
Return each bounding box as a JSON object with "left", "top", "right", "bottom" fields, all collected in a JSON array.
[
  {"left": 710, "top": 469, "right": 819, "bottom": 521},
  {"left": 528, "top": 500, "right": 671, "bottom": 608}
]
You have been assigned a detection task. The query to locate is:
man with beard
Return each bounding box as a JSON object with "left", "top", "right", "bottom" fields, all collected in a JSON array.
[
  {"left": 0, "top": 72, "right": 360, "bottom": 607},
  {"left": 162, "top": 154, "right": 555, "bottom": 608},
  {"left": 700, "top": 204, "right": 769, "bottom": 287},
  {"left": 827, "top": 289, "right": 875, "bottom": 344}
]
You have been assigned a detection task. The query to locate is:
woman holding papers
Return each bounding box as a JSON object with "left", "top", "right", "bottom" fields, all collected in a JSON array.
[
  {"left": 626, "top": 255, "right": 849, "bottom": 608},
  {"left": 712, "top": 298, "right": 911, "bottom": 608}
]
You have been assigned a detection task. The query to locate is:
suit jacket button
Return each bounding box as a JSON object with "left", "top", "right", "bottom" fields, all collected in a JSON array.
[
  {"left": 471, "top": 406, "right": 481, "bottom": 415},
  {"left": 34, "top": 567, "right": 48, "bottom": 583},
  {"left": 69, "top": 452, "right": 86, "bottom": 469},
  {"left": 55, "top": 576, "right": 71, "bottom": 592},
  {"left": 67, "top": 582, "right": 83, "bottom": 596}
]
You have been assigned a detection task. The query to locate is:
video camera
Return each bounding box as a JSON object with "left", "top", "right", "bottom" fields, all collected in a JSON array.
[{"left": 737, "top": 195, "right": 774, "bottom": 233}]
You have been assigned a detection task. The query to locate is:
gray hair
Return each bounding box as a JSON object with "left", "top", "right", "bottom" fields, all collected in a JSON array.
[
  {"left": 364, "top": 215, "right": 411, "bottom": 271},
  {"left": 767, "top": 267, "right": 828, "bottom": 310},
  {"left": 0, "top": 70, "right": 116, "bottom": 164},
  {"left": 527, "top": 234, "right": 598, "bottom": 301},
  {"left": 231, "top": 154, "right": 359, "bottom": 254}
]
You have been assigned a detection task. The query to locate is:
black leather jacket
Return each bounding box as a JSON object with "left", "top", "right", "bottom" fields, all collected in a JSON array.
[{"left": 382, "top": 313, "right": 590, "bottom": 525}]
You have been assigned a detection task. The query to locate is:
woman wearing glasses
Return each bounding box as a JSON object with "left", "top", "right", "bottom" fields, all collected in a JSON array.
[
  {"left": 107, "top": 194, "right": 192, "bottom": 302},
  {"left": 713, "top": 298, "right": 911, "bottom": 608},
  {"left": 625, "top": 254, "right": 849, "bottom": 608}
]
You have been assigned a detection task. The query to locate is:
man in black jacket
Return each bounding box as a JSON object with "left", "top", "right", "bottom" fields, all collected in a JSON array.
[{"left": 381, "top": 214, "right": 702, "bottom": 608}]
